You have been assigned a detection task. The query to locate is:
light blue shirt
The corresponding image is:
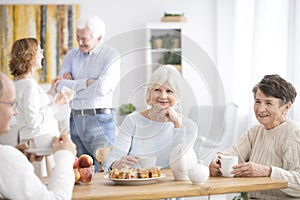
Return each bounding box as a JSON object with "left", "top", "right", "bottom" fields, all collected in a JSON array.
[
  {"left": 105, "top": 112, "right": 197, "bottom": 170},
  {"left": 57, "top": 43, "right": 120, "bottom": 109}
]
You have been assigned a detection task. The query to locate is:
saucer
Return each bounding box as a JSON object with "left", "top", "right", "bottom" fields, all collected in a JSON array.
[{"left": 26, "top": 148, "right": 53, "bottom": 156}]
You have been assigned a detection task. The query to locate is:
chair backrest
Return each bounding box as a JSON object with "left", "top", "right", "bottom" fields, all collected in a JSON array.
[
  {"left": 189, "top": 103, "right": 238, "bottom": 162},
  {"left": 95, "top": 146, "right": 113, "bottom": 172}
]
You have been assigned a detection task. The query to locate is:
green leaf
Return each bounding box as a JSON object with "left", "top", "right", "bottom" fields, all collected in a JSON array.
[{"left": 119, "top": 103, "right": 136, "bottom": 115}]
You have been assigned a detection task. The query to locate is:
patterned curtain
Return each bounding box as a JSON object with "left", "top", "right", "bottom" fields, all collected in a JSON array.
[{"left": 0, "top": 5, "right": 80, "bottom": 83}]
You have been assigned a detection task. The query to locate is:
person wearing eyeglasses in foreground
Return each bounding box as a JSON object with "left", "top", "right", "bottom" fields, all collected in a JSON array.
[
  {"left": 209, "top": 74, "right": 300, "bottom": 199},
  {"left": 0, "top": 72, "right": 77, "bottom": 199},
  {"left": 9, "top": 38, "right": 74, "bottom": 177}
]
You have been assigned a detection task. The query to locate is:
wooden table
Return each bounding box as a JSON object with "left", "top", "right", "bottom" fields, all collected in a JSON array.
[{"left": 70, "top": 169, "right": 287, "bottom": 200}]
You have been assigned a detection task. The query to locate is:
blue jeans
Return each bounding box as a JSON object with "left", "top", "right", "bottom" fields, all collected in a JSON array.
[{"left": 70, "top": 111, "right": 115, "bottom": 172}]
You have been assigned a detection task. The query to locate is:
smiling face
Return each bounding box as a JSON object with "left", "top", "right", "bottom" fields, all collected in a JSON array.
[
  {"left": 76, "top": 26, "right": 100, "bottom": 53},
  {"left": 149, "top": 81, "right": 178, "bottom": 109},
  {"left": 254, "top": 89, "right": 290, "bottom": 130},
  {"left": 32, "top": 45, "right": 44, "bottom": 70}
]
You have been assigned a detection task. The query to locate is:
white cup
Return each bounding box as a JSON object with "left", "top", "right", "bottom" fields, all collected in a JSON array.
[
  {"left": 219, "top": 155, "right": 238, "bottom": 177},
  {"left": 61, "top": 86, "right": 72, "bottom": 94},
  {"left": 33, "top": 134, "right": 56, "bottom": 149},
  {"left": 138, "top": 156, "right": 157, "bottom": 168},
  {"left": 61, "top": 86, "right": 75, "bottom": 100}
]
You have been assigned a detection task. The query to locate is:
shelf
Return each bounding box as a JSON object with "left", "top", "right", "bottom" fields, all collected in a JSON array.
[
  {"left": 146, "top": 22, "right": 184, "bottom": 77},
  {"left": 150, "top": 48, "right": 181, "bottom": 53}
]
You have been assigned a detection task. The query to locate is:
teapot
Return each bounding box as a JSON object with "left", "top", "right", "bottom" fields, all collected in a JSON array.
[{"left": 169, "top": 144, "right": 197, "bottom": 180}]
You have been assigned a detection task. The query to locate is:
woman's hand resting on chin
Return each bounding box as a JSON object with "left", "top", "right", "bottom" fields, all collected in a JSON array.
[{"left": 150, "top": 105, "right": 182, "bottom": 128}]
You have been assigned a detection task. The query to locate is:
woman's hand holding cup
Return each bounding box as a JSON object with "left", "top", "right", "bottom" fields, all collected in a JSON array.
[{"left": 53, "top": 134, "right": 77, "bottom": 156}]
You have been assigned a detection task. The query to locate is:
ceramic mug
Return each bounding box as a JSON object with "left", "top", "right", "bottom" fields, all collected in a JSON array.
[
  {"left": 219, "top": 155, "right": 238, "bottom": 177},
  {"left": 138, "top": 156, "right": 157, "bottom": 168},
  {"left": 33, "top": 134, "right": 56, "bottom": 149}
]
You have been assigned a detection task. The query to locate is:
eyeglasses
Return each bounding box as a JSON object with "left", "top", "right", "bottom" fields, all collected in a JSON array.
[{"left": 0, "top": 100, "right": 17, "bottom": 110}]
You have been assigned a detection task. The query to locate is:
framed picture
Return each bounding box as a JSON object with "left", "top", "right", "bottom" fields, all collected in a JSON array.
[{"left": 0, "top": 4, "right": 80, "bottom": 83}]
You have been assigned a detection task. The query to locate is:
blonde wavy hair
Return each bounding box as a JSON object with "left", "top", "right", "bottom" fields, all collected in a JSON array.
[{"left": 9, "top": 38, "right": 40, "bottom": 77}]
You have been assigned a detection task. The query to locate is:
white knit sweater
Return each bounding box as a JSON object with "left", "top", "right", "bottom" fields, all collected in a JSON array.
[{"left": 224, "top": 119, "right": 300, "bottom": 199}]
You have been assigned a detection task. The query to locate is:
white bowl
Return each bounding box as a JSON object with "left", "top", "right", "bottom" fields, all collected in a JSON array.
[{"left": 188, "top": 163, "right": 209, "bottom": 184}]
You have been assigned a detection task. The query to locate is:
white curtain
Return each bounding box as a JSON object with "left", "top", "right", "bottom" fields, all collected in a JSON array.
[{"left": 216, "top": 0, "right": 300, "bottom": 135}]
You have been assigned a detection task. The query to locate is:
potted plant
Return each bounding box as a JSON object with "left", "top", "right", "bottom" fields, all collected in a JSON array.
[
  {"left": 150, "top": 36, "right": 163, "bottom": 49},
  {"left": 162, "top": 34, "right": 175, "bottom": 49},
  {"left": 116, "top": 103, "right": 136, "bottom": 126},
  {"left": 160, "top": 52, "right": 181, "bottom": 65},
  {"left": 159, "top": 52, "right": 182, "bottom": 73},
  {"left": 233, "top": 192, "right": 249, "bottom": 200},
  {"left": 118, "top": 103, "right": 136, "bottom": 116},
  {"left": 161, "top": 12, "right": 186, "bottom": 22}
]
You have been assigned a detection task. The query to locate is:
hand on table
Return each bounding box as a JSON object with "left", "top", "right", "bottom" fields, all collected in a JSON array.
[{"left": 232, "top": 162, "right": 271, "bottom": 177}]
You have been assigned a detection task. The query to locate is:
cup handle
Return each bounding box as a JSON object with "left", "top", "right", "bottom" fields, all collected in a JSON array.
[{"left": 219, "top": 168, "right": 224, "bottom": 174}]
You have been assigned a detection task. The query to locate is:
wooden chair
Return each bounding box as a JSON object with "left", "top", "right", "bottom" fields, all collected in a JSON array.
[{"left": 95, "top": 146, "right": 112, "bottom": 172}]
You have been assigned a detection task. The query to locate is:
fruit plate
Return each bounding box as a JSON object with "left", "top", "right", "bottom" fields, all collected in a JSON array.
[
  {"left": 26, "top": 148, "right": 53, "bottom": 156},
  {"left": 104, "top": 174, "right": 166, "bottom": 185}
]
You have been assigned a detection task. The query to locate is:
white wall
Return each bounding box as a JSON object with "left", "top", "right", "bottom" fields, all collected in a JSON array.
[
  {"left": 90, "top": 0, "right": 219, "bottom": 113},
  {"left": 0, "top": 0, "right": 216, "bottom": 57},
  {"left": 1, "top": 0, "right": 220, "bottom": 114}
]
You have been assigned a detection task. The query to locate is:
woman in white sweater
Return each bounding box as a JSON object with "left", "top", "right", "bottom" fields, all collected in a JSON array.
[
  {"left": 9, "top": 38, "right": 74, "bottom": 177},
  {"left": 105, "top": 65, "right": 197, "bottom": 170},
  {"left": 210, "top": 74, "right": 300, "bottom": 199}
]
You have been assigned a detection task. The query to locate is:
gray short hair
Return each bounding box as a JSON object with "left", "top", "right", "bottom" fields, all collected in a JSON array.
[
  {"left": 252, "top": 74, "right": 297, "bottom": 106},
  {"left": 77, "top": 16, "right": 106, "bottom": 40}
]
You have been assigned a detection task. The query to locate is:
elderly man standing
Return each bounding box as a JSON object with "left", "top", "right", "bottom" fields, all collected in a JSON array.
[
  {"left": 0, "top": 72, "right": 77, "bottom": 199},
  {"left": 57, "top": 16, "right": 120, "bottom": 172}
]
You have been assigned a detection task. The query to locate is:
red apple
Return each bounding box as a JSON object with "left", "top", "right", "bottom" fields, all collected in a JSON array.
[
  {"left": 73, "top": 157, "right": 79, "bottom": 169},
  {"left": 78, "top": 154, "right": 93, "bottom": 168},
  {"left": 74, "top": 168, "right": 80, "bottom": 183},
  {"left": 79, "top": 167, "right": 93, "bottom": 183}
]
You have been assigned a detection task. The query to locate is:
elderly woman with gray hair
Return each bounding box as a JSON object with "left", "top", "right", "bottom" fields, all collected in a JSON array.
[
  {"left": 105, "top": 65, "right": 197, "bottom": 172},
  {"left": 210, "top": 74, "right": 300, "bottom": 199}
]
